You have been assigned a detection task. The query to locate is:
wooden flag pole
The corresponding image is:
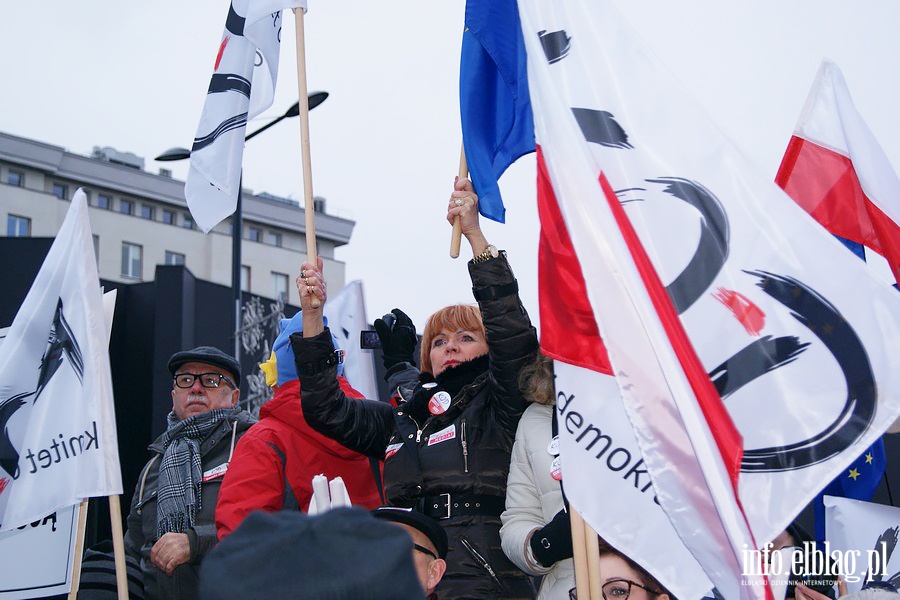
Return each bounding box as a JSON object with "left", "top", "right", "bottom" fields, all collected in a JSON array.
[
  {"left": 450, "top": 147, "right": 467, "bottom": 258},
  {"left": 66, "top": 499, "right": 90, "bottom": 600},
  {"left": 583, "top": 519, "right": 602, "bottom": 600},
  {"left": 293, "top": 7, "right": 320, "bottom": 307},
  {"left": 571, "top": 508, "right": 592, "bottom": 600},
  {"left": 109, "top": 495, "right": 129, "bottom": 600}
]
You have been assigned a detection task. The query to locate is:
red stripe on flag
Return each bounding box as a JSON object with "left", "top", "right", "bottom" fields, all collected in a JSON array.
[
  {"left": 777, "top": 135, "right": 900, "bottom": 284},
  {"left": 536, "top": 147, "right": 613, "bottom": 374},
  {"left": 596, "top": 170, "right": 745, "bottom": 492}
]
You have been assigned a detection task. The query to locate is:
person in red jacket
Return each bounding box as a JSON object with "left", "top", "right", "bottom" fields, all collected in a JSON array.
[{"left": 215, "top": 313, "right": 383, "bottom": 540}]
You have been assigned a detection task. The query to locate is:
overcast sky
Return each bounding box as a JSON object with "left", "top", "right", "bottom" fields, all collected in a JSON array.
[{"left": 2, "top": 1, "right": 898, "bottom": 330}]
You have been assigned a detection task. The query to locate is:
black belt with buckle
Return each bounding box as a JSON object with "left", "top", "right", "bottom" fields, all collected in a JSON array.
[{"left": 419, "top": 493, "right": 506, "bottom": 520}]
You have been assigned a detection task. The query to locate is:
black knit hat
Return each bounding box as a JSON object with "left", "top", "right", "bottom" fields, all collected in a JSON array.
[
  {"left": 371, "top": 506, "right": 449, "bottom": 559},
  {"left": 199, "top": 508, "right": 426, "bottom": 600},
  {"left": 168, "top": 346, "right": 241, "bottom": 384}
]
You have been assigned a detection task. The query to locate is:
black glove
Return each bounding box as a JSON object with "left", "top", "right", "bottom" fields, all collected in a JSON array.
[
  {"left": 529, "top": 509, "right": 573, "bottom": 567},
  {"left": 374, "top": 308, "right": 417, "bottom": 370}
]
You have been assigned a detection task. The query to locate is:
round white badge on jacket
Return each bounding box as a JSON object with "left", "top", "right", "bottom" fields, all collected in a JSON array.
[
  {"left": 428, "top": 390, "right": 452, "bottom": 415},
  {"left": 547, "top": 435, "right": 560, "bottom": 456},
  {"left": 550, "top": 455, "right": 562, "bottom": 481}
]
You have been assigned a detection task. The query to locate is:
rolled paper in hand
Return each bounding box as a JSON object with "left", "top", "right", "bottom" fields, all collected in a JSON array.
[
  {"left": 329, "top": 477, "right": 351, "bottom": 508},
  {"left": 309, "top": 474, "right": 330, "bottom": 514}
]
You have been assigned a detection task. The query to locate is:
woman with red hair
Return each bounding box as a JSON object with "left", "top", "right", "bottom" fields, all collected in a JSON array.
[{"left": 291, "top": 177, "right": 539, "bottom": 599}]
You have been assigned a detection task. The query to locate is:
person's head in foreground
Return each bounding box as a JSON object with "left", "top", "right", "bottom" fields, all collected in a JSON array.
[
  {"left": 372, "top": 506, "right": 448, "bottom": 596},
  {"left": 167, "top": 346, "right": 241, "bottom": 420},
  {"left": 569, "top": 537, "right": 675, "bottom": 600},
  {"left": 420, "top": 304, "right": 487, "bottom": 377},
  {"left": 199, "top": 507, "right": 425, "bottom": 600}
]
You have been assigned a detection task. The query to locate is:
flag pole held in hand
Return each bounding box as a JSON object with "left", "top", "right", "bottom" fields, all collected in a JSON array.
[
  {"left": 450, "top": 147, "right": 467, "bottom": 258},
  {"left": 293, "top": 7, "right": 320, "bottom": 307}
]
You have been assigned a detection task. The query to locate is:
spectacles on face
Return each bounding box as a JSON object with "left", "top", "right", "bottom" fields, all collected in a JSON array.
[
  {"left": 174, "top": 372, "right": 235, "bottom": 390},
  {"left": 568, "top": 579, "right": 663, "bottom": 600},
  {"left": 413, "top": 543, "right": 438, "bottom": 560}
]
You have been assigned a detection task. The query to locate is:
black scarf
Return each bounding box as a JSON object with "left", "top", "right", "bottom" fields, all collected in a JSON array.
[
  {"left": 155, "top": 407, "right": 241, "bottom": 537},
  {"left": 407, "top": 354, "right": 489, "bottom": 421}
]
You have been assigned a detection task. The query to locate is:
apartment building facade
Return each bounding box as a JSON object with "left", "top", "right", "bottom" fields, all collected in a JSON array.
[{"left": 0, "top": 130, "right": 354, "bottom": 304}]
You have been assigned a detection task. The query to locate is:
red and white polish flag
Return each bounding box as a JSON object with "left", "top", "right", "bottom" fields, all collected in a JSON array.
[{"left": 776, "top": 60, "right": 900, "bottom": 286}]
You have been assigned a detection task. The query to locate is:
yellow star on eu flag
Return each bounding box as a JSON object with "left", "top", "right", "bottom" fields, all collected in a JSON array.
[
  {"left": 848, "top": 468, "right": 861, "bottom": 480},
  {"left": 865, "top": 453, "right": 874, "bottom": 464}
]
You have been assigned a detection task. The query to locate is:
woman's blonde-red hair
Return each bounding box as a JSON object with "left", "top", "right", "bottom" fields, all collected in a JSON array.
[{"left": 419, "top": 304, "right": 485, "bottom": 374}]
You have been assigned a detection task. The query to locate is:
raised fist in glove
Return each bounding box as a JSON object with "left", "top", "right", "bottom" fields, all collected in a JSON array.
[
  {"left": 374, "top": 308, "right": 417, "bottom": 370},
  {"left": 529, "top": 509, "right": 573, "bottom": 567}
]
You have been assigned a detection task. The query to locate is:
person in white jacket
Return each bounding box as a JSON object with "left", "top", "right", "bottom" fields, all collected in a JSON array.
[{"left": 500, "top": 354, "right": 574, "bottom": 599}]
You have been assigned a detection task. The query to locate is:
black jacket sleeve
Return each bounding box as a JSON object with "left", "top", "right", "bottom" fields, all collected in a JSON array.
[
  {"left": 469, "top": 253, "right": 540, "bottom": 435},
  {"left": 291, "top": 329, "right": 397, "bottom": 458}
]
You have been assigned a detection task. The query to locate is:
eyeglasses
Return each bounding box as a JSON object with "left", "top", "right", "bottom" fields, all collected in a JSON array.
[
  {"left": 174, "top": 372, "right": 235, "bottom": 389},
  {"left": 568, "top": 579, "right": 663, "bottom": 599},
  {"left": 413, "top": 543, "right": 438, "bottom": 560}
]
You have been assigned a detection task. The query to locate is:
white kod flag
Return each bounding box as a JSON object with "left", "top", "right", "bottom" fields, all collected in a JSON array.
[
  {"left": 519, "top": 0, "right": 900, "bottom": 597},
  {"left": 825, "top": 496, "right": 900, "bottom": 593},
  {"left": 0, "top": 190, "right": 122, "bottom": 531},
  {"left": 185, "top": 0, "right": 308, "bottom": 233},
  {"left": 323, "top": 280, "right": 379, "bottom": 401}
]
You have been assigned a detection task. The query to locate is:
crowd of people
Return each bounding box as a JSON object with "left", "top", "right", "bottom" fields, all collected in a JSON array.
[{"left": 93, "top": 178, "right": 896, "bottom": 600}]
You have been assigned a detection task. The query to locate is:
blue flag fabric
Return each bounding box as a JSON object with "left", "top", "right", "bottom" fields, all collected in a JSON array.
[
  {"left": 814, "top": 439, "right": 886, "bottom": 542},
  {"left": 459, "top": 0, "right": 535, "bottom": 223},
  {"left": 837, "top": 236, "right": 867, "bottom": 260}
]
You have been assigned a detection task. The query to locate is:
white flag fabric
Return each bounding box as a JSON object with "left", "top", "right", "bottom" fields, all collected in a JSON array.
[
  {"left": 518, "top": 0, "right": 900, "bottom": 597},
  {"left": 185, "top": 0, "right": 307, "bottom": 233},
  {"left": 323, "top": 280, "right": 379, "bottom": 401},
  {"left": 0, "top": 190, "right": 122, "bottom": 531},
  {"left": 824, "top": 496, "right": 900, "bottom": 593}
]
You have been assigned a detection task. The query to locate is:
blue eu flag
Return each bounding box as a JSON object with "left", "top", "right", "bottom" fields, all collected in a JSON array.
[
  {"left": 459, "top": 0, "right": 535, "bottom": 224},
  {"left": 815, "top": 438, "right": 886, "bottom": 542}
]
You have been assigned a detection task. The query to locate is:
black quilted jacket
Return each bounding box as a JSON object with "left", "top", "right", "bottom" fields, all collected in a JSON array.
[{"left": 293, "top": 253, "right": 539, "bottom": 599}]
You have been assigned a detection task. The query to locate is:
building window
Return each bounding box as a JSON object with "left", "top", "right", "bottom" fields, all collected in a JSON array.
[
  {"left": 266, "top": 231, "right": 282, "bottom": 247},
  {"left": 165, "top": 251, "right": 185, "bottom": 266},
  {"left": 96, "top": 193, "right": 111, "bottom": 210},
  {"left": 140, "top": 205, "right": 155, "bottom": 220},
  {"left": 271, "top": 272, "right": 289, "bottom": 301},
  {"left": 7, "top": 170, "right": 23, "bottom": 187},
  {"left": 92, "top": 235, "right": 100, "bottom": 266},
  {"left": 241, "top": 265, "right": 251, "bottom": 292},
  {"left": 182, "top": 214, "right": 195, "bottom": 229},
  {"left": 162, "top": 209, "right": 175, "bottom": 225},
  {"left": 247, "top": 226, "right": 262, "bottom": 242},
  {"left": 119, "top": 199, "right": 134, "bottom": 215},
  {"left": 7, "top": 214, "right": 31, "bottom": 237},
  {"left": 52, "top": 183, "right": 68, "bottom": 200},
  {"left": 121, "top": 242, "right": 142, "bottom": 279}
]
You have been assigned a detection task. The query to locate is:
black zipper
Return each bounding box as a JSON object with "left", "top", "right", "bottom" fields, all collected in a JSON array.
[
  {"left": 459, "top": 535, "right": 508, "bottom": 593},
  {"left": 460, "top": 419, "right": 469, "bottom": 473}
]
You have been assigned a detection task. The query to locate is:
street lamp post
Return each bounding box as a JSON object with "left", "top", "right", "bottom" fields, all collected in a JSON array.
[{"left": 156, "top": 91, "right": 329, "bottom": 367}]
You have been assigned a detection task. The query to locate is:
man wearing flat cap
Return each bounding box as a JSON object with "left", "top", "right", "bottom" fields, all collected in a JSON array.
[
  {"left": 372, "top": 507, "right": 448, "bottom": 599},
  {"left": 124, "top": 346, "right": 256, "bottom": 600}
]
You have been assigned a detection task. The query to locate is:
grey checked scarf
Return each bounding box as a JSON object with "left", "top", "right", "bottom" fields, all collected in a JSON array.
[{"left": 155, "top": 407, "right": 241, "bottom": 538}]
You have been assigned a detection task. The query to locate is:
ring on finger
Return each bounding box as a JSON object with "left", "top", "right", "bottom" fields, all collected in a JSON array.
[{"left": 454, "top": 198, "right": 463, "bottom": 206}]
